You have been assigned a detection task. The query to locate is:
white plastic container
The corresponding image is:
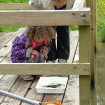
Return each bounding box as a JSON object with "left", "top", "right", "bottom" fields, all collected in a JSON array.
[{"left": 35, "top": 77, "right": 68, "bottom": 94}]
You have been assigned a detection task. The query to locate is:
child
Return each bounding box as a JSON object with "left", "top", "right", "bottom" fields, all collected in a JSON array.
[
  {"left": 11, "top": 26, "right": 55, "bottom": 80},
  {"left": 29, "top": 0, "right": 85, "bottom": 63}
]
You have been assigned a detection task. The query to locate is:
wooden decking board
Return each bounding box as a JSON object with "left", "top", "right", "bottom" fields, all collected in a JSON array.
[
  {"left": 0, "top": 32, "right": 15, "bottom": 49},
  {"left": 0, "top": 75, "right": 18, "bottom": 103},
  {"left": 21, "top": 79, "right": 44, "bottom": 105},
  {"left": 0, "top": 75, "right": 4, "bottom": 80},
  {"left": 0, "top": 53, "right": 11, "bottom": 63},
  {"left": 1, "top": 77, "right": 33, "bottom": 105},
  {"left": 0, "top": 28, "right": 25, "bottom": 49},
  {"left": 0, "top": 40, "right": 13, "bottom": 62},
  {"left": 63, "top": 75, "right": 79, "bottom": 105},
  {"left": 62, "top": 42, "right": 79, "bottom": 105},
  {"left": 0, "top": 29, "right": 79, "bottom": 105}
]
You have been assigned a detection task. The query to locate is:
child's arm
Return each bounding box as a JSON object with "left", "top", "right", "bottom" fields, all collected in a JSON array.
[
  {"left": 11, "top": 36, "right": 29, "bottom": 63},
  {"left": 72, "top": 0, "right": 85, "bottom": 10},
  {"left": 39, "top": 40, "right": 52, "bottom": 60}
]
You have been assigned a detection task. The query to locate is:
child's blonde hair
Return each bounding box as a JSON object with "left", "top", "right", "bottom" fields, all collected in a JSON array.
[{"left": 26, "top": 26, "right": 55, "bottom": 40}]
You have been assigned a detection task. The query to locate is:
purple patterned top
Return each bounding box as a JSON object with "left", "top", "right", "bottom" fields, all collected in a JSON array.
[{"left": 11, "top": 33, "right": 51, "bottom": 63}]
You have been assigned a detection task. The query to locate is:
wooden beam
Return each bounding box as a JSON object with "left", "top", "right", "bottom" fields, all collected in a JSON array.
[
  {"left": 0, "top": 63, "right": 90, "bottom": 75},
  {"left": 79, "top": 26, "right": 91, "bottom": 105},
  {"left": 0, "top": 8, "right": 90, "bottom": 26},
  {"left": 86, "top": 0, "right": 97, "bottom": 105},
  {"left": 0, "top": 3, "right": 33, "bottom": 9}
]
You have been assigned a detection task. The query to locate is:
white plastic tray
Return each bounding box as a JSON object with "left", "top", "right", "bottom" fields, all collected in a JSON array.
[{"left": 35, "top": 77, "right": 68, "bottom": 94}]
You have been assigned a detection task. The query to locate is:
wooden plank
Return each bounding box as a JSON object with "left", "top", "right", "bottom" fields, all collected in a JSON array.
[
  {"left": 63, "top": 42, "right": 79, "bottom": 105},
  {"left": 0, "top": 8, "right": 90, "bottom": 26},
  {"left": 0, "top": 3, "right": 33, "bottom": 9},
  {"left": 87, "top": 0, "right": 96, "bottom": 88},
  {"left": 1, "top": 53, "right": 11, "bottom": 63},
  {"left": 79, "top": 76, "right": 90, "bottom": 105},
  {"left": 0, "top": 32, "right": 14, "bottom": 49},
  {"left": 0, "top": 75, "right": 18, "bottom": 103},
  {"left": 0, "top": 75, "right": 4, "bottom": 80},
  {"left": 86, "top": 0, "right": 97, "bottom": 104},
  {"left": 0, "top": 40, "right": 12, "bottom": 62},
  {"left": 63, "top": 75, "right": 79, "bottom": 105},
  {"left": 1, "top": 76, "right": 33, "bottom": 105},
  {"left": 0, "top": 33, "right": 7, "bottom": 38},
  {"left": 0, "top": 63, "right": 90, "bottom": 75},
  {"left": 79, "top": 26, "right": 91, "bottom": 105},
  {"left": 21, "top": 79, "right": 44, "bottom": 105},
  {"left": 0, "top": 28, "right": 25, "bottom": 49}
]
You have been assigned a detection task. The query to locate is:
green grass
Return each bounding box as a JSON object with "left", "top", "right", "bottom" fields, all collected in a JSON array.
[
  {"left": 97, "top": 0, "right": 105, "bottom": 42},
  {"left": 0, "top": 0, "right": 28, "bottom": 3}
]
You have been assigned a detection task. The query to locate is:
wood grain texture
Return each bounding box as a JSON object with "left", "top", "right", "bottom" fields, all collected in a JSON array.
[
  {"left": 0, "top": 8, "right": 90, "bottom": 26},
  {"left": 79, "top": 26, "right": 91, "bottom": 105},
  {"left": 0, "top": 63, "right": 90, "bottom": 75}
]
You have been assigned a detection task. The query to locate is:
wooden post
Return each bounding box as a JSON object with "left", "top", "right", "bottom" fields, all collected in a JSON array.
[
  {"left": 86, "top": 0, "right": 97, "bottom": 105},
  {"left": 86, "top": 0, "right": 95, "bottom": 87},
  {"left": 79, "top": 26, "right": 91, "bottom": 105}
]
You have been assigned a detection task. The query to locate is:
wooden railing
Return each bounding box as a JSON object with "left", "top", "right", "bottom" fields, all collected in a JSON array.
[{"left": 0, "top": 1, "right": 97, "bottom": 105}]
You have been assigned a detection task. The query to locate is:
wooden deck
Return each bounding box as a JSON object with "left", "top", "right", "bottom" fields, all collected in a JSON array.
[{"left": 0, "top": 28, "right": 79, "bottom": 105}]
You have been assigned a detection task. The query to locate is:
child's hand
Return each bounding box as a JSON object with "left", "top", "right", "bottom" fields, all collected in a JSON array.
[
  {"left": 40, "top": 49, "right": 47, "bottom": 56},
  {"left": 31, "top": 50, "right": 39, "bottom": 60},
  {"left": 40, "top": 48, "right": 48, "bottom": 60}
]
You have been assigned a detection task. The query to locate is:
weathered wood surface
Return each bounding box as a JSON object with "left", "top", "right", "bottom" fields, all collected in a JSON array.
[
  {"left": 0, "top": 29, "right": 79, "bottom": 105},
  {"left": 0, "top": 63, "right": 90, "bottom": 75},
  {"left": 79, "top": 26, "right": 91, "bottom": 105},
  {"left": 0, "top": 3, "right": 32, "bottom": 9},
  {"left": 0, "top": 8, "right": 90, "bottom": 26}
]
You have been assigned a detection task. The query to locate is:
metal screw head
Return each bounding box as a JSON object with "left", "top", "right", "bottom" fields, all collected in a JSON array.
[{"left": 80, "top": 13, "right": 85, "bottom": 17}]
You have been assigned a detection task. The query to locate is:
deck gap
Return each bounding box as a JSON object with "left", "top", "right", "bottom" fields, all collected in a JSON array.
[
  {"left": 23, "top": 80, "right": 34, "bottom": 97},
  {"left": 0, "top": 75, "right": 5, "bottom": 80},
  {"left": 61, "top": 75, "right": 69, "bottom": 103},
  {"left": 19, "top": 80, "right": 34, "bottom": 105},
  {"left": 72, "top": 41, "right": 79, "bottom": 63},
  {"left": 8, "top": 75, "right": 20, "bottom": 91},
  {"left": 41, "top": 94, "right": 46, "bottom": 102},
  {"left": 0, "top": 33, "right": 15, "bottom": 49},
  {"left": 0, "top": 53, "right": 10, "bottom": 63}
]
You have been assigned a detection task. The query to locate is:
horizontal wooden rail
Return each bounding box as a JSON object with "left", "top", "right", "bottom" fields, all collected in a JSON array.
[
  {"left": 0, "top": 8, "right": 90, "bottom": 26},
  {"left": 0, "top": 3, "right": 32, "bottom": 9},
  {"left": 0, "top": 63, "right": 90, "bottom": 75}
]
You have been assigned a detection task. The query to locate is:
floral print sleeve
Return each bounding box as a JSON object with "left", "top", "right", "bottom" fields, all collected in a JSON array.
[{"left": 11, "top": 34, "right": 28, "bottom": 63}]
